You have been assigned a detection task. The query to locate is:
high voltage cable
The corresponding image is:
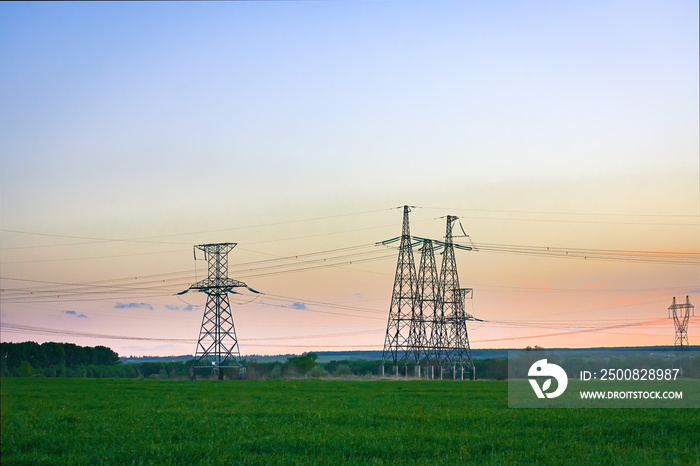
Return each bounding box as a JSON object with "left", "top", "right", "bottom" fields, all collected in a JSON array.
[
  {"left": 421, "top": 206, "right": 700, "bottom": 220},
  {"left": 255, "top": 293, "right": 386, "bottom": 320},
  {"left": 1, "top": 243, "right": 382, "bottom": 293},
  {"left": 2, "top": 239, "right": 696, "bottom": 305},
  {"left": 4, "top": 314, "right": 688, "bottom": 345},
  {"left": 2, "top": 205, "right": 697, "bottom": 253},
  {"left": 1, "top": 249, "right": 183, "bottom": 265},
  {"left": 235, "top": 253, "right": 396, "bottom": 280},
  {"left": 4, "top": 273, "right": 692, "bottom": 299},
  {"left": 470, "top": 283, "right": 696, "bottom": 293},
  {"left": 0, "top": 209, "right": 392, "bottom": 251},
  {"left": 469, "top": 319, "right": 678, "bottom": 344},
  {"left": 0, "top": 323, "right": 194, "bottom": 343},
  {"left": 0, "top": 324, "right": 386, "bottom": 343},
  {"left": 2, "top": 317, "right": 686, "bottom": 348},
  {"left": 423, "top": 206, "right": 699, "bottom": 217},
  {"left": 474, "top": 243, "right": 699, "bottom": 258},
  {"left": 466, "top": 242, "right": 699, "bottom": 265},
  {"left": 255, "top": 298, "right": 386, "bottom": 321},
  {"left": 120, "top": 208, "right": 392, "bottom": 240},
  {"left": 0, "top": 244, "right": 386, "bottom": 298},
  {"left": 0, "top": 230, "right": 191, "bottom": 247},
  {"left": 444, "top": 215, "right": 698, "bottom": 226},
  {"left": 242, "top": 329, "right": 385, "bottom": 342},
  {"left": 0, "top": 254, "right": 396, "bottom": 304}
]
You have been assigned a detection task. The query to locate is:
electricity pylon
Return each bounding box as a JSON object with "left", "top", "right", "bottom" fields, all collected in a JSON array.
[
  {"left": 438, "top": 216, "right": 474, "bottom": 378},
  {"left": 379, "top": 209, "right": 478, "bottom": 379},
  {"left": 187, "top": 243, "right": 248, "bottom": 380},
  {"left": 669, "top": 296, "right": 694, "bottom": 349},
  {"left": 381, "top": 206, "right": 418, "bottom": 374},
  {"left": 411, "top": 239, "right": 439, "bottom": 365}
]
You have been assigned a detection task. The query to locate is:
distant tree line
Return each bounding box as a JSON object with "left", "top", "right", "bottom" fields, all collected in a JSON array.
[
  {"left": 1, "top": 341, "right": 121, "bottom": 377},
  {"left": 242, "top": 354, "right": 509, "bottom": 380},
  {"left": 1, "top": 342, "right": 514, "bottom": 380}
]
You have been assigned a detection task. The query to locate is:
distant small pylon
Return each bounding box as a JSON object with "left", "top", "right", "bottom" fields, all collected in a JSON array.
[{"left": 668, "top": 296, "right": 694, "bottom": 350}]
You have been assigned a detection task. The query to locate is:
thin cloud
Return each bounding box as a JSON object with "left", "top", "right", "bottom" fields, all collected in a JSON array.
[
  {"left": 64, "top": 310, "right": 77, "bottom": 315},
  {"left": 165, "top": 304, "right": 195, "bottom": 311},
  {"left": 291, "top": 302, "right": 307, "bottom": 310},
  {"left": 115, "top": 303, "right": 154, "bottom": 310}
]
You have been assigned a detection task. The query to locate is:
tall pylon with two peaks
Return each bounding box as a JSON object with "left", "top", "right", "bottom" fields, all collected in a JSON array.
[{"left": 437, "top": 216, "right": 474, "bottom": 377}]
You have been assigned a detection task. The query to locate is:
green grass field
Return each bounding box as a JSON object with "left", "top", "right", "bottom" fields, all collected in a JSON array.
[{"left": 2, "top": 378, "right": 698, "bottom": 465}]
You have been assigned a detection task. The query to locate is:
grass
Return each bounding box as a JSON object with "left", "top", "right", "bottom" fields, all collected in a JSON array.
[{"left": 1, "top": 378, "right": 698, "bottom": 465}]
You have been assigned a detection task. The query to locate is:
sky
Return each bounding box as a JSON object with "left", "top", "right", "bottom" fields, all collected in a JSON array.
[{"left": 1, "top": 1, "right": 698, "bottom": 358}]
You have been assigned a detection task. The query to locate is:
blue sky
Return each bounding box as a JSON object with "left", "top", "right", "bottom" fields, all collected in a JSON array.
[{"left": 1, "top": 1, "right": 698, "bottom": 356}]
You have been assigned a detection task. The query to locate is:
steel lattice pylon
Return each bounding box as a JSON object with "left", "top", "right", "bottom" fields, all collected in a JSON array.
[
  {"left": 668, "top": 296, "right": 694, "bottom": 350},
  {"left": 189, "top": 243, "right": 247, "bottom": 380},
  {"left": 381, "top": 206, "right": 418, "bottom": 372},
  {"left": 412, "top": 239, "right": 439, "bottom": 365},
  {"left": 437, "top": 216, "right": 474, "bottom": 376},
  {"left": 380, "top": 209, "right": 478, "bottom": 379}
]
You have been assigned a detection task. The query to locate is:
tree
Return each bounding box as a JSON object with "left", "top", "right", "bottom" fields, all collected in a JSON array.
[
  {"left": 333, "top": 364, "right": 352, "bottom": 377},
  {"left": 90, "top": 346, "right": 120, "bottom": 366},
  {"left": 309, "top": 365, "right": 328, "bottom": 378},
  {"left": 286, "top": 353, "right": 318, "bottom": 375},
  {"left": 40, "top": 342, "right": 66, "bottom": 367},
  {"left": 18, "top": 360, "right": 33, "bottom": 377},
  {"left": 63, "top": 343, "right": 89, "bottom": 368}
]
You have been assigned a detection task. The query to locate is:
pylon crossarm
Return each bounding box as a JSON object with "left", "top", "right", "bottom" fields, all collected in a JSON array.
[
  {"left": 378, "top": 237, "right": 401, "bottom": 246},
  {"left": 380, "top": 236, "right": 467, "bottom": 252},
  {"left": 413, "top": 236, "right": 473, "bottom": 252},
  {"left": 189, "top": 277, "right": 248, "bottom": 290}
]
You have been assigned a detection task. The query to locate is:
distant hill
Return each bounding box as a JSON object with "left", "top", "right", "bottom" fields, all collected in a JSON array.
[{"left": 120, "top": 345, "right": 699, "bottom": 364}]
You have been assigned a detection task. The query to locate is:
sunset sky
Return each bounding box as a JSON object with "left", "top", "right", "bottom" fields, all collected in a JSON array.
[{"left": 1, "top": 1, "right": 698, "bottom": 358}]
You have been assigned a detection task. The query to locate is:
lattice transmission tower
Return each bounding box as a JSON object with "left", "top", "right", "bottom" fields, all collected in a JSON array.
[
  {"left": 380, "top": 209, "right": 478, "bottom": 379},
  {"left": 411, "top": 239, "right": 439, "bottom": 366},
  {"left": 186, "top": 243, "right": 249, "bottom": 380},
  {"left": 437, "top": 216, "right": 474, "bottom": 378},
  {"left": 669, "top": 296, "right": 694, "bottom": 350},
  {"left": 381, "top": 206, "right": 418, "bottom": 374}
]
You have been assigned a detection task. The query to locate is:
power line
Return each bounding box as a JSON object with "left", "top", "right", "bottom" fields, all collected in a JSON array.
[
  {"left": 468, "top": 242, "right": 699, "bottom": 265},
  {"left": 469, "top": 318, "right": 674, "bottom": 344},
  {"left": 0, "top": 244, "right": 400, "bottom": 304},
  {"left": 0, "top": 208, "right": 392, "bottom": 251},
  {"left": 421, "top": 206, "right": 700, "bottom": 219},
  {"left": 0, "top": 230, "right": 191, "bottom": 247},
  {"left": 441, "top": 215, "right": 698, "bottom": 227},
  {"left": 3, "top": 317, "right": 686, "bottom": 349},
  {"left": 1, "top": 249, "right": 182, "bottom": 265}
]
